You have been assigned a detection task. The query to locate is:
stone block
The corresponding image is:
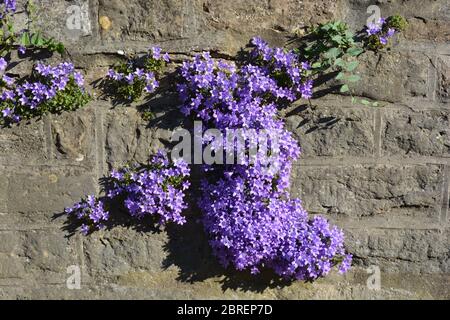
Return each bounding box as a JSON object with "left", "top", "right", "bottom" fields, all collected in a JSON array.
[
  {"left": 292, "top": 164, "right": 443, "bottom": 220},
  {"left": 381, "top": 108, "right": 450, "bottom": 157},
  {"left": 285, "top": 104, "right": 375, "bottom": 158},
  {"left": 5, "top": 167, "right": 97, "bottom": 214}
]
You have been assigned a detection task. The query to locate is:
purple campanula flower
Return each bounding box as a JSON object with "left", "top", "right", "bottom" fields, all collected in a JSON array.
[
  {"left": 301, "top": 61, "right": 311, "bottom": 70},
  {"left": 386, "top": 28, "right": 396, "bottom": 37},
  {"left": 80, "top": 224, "right": 90, "bottom": 235},
  {"left": 134, "top": 68, "right": 145, "bottom": 78},
  {"left": 73, "top": 71, "right": 84, "bottom": 87},
  {"left": 2, "top": 75, "right": 13, "bottom": 86},
  {"left": 18, "top": 45, "right": 26, "bottom": 55},
  {"left": 176, "top": 41, "right": 352, "bottom": 280},
  {"left": 124, "top": 73, "right": 135, "bottom": 84},
  {"left": 1, "top": 108, "right": 12, "bottom": 117},
  {"left": 366, "top": 22, "right": 382, "bottom": 35},
  {"left": 152, "top": 46, "right": 162, "bottom": 60},
  {"left": 0, "top": 57, "right": 7, "bottom": 71}
]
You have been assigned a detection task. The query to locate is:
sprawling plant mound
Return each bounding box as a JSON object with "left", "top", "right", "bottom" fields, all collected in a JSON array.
[{"left": 178, "top": 40, "right": 351, "bottom": 280}]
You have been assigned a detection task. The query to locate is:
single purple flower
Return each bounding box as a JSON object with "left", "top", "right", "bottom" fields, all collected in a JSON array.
[
  {"left": 1, "top": 108, "right": 12, "bottom": 117},
  {"left": 152, "top": 47, "right": 162, "bottom": 60},
  {"left": 73, "top": 71, "right": 84, "bottom": 87},
  {"left": 0, "top": 57, "right": 7, "bottom": 71},
  {"left": 18, "top": 46, "right": 26, "bottom": 55}
]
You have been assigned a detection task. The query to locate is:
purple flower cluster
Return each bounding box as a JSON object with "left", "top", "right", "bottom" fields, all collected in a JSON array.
[
  {"left": 107, "top": 67, "right": 159, "bottom": 95},
  {"left": 65, "top": 152, "right": 191, "bottom": 235},
  {"left": 178, "top": 39, "right": 351, "bottom": 280},
  {"left": 65, "top": 196, "right": 109, "bottom": 235},
  {"left": 0, "top": 60, "right": 89, "bottom": 124},
  {"left": 250, "top": 37, "right": 313, "bottom": 100},
  {"left": 0, "top": 0, "right": 16, "bottom": 19},
  {"left": 366, "top": 17, "right": 396, "bottom": 46},
  {"left": 106, "top": 47, "right": 169, "bottom": 101},
  {"left": 106, "top": 151, "right": 190, "bottom": 225}
]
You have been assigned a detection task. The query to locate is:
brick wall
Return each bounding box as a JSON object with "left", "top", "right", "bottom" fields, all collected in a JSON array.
[{"left": 0, "top": 0, "right": 449, "bottom": 299}]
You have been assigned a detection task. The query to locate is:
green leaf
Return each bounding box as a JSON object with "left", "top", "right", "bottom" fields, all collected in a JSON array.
[
  {"left": 334, "top": 58, "right": 345, "bottom": 67},
  {"left": 347, "top": 74, "right": 361, "bottom": 82},
  {"left": 324, "top": 47, "right": 341, "bottom": 59},
  {"left": 360, "top": 99, "right": 371, "bottom": 105},
  {"left": 345, "top": 60, "right": 359, "bottom": 72},
  {"left": 55, "top": 43, "right": 65, "bottom": 54},
  {"left": 335, "top": 72, "right": 345, "bottom": 80},
  {"left": 311, "top": 62, "right": 322, "bottom": 69},
  {"left": 20, "top": 33, "right": 31, "bottom": 46},
  {"left": 340, "top": 84, "right": 349, "bottom": 93},
  {"left": 331, "top": 35, "right": 343, "bottom": 44},
  {"left": 30, "top": 32, "right": 39, "bottom": 45},
  {"left": 347, "top": 47, "right": 364, "bottom": 56}
]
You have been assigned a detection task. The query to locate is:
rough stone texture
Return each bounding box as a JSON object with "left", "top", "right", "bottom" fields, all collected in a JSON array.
[
  {"left": 292, "top": 164, "right": 444, "bottom": 222},
  {"left": 0, "top": 0, "right": 449, "bottom": 300},
  {"left": 284, "top": 102, "right": 375, "bottom": 158},
  {"left": 382, "top": 107, "right": 450, "bottom": 157},
  {"left": 352, "top": 51, "right": 432, "bottom": 102}
]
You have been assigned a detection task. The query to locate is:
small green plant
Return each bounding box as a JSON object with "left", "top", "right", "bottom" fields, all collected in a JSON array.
[
  {"left": 1, "top": 62, "right": 91, "bottom": 125},
  {"left": 0, "top": 13, "right": 15, "bottom": 56},
  {"left": 295, "top": 21, "right": 364, "bottom": 94},
  {"left": 0, "top": 0, "right": 65, "bottom": 57},
  {"left": 387, "top": 15, "right": 408, "bottom": 32},
  {"left": 19, "top": 31, "right": 65, "bottom": 55},
  {"left": 106, "top": 47, "right": 169, "bottom": 102},
  {"left": 365, "top": 15, "right": 408, "bottom": 51}
]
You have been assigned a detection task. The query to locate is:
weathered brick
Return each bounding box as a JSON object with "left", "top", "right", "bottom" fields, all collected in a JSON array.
[
  {"left": 404, "top": 18, "right": 450, "bottom": 43},
  {"left": 102, "top": 106, "right": 174, "bottom": 169},
  {"left": 345, "top": 228, "right": 449, "bottom": 273},
  {"left": 0, "top": 253, "right": 26, "bottom": 279},
  {"left": 31, "top": 0, "right": 95, "bottom": 45},
  {"left": 0, "top": 119, "right": 47, "bottom": 165},
  {"left": 382, "top": 108, "right": 450, "bottom": 157},
  {"left": 50, "top": 106, "right": 96, "bottom": 165},
  {"left": 353, "top": 51, "right": 431, "bottom": 102},
  {"left": 0, "top": 231, "right": 23, "bottom": 255},
  {"left": 438, "top": 55, "right": 450, "bottom": 101},
  {"left": 285, "top": 104, "right": 375, "bottom": 158},
  {"left": 22, "top": 230, "right": 79, "bottom": 284},
  {"left": 5, "top": 167, "right": 96, "bottom": 214},
  {"left": 96, "top": 0, "right": 342, "bottom": 54},
  {"left": 98, "top": 0, "right": 185, "bottom": 42},
  {"left": 292, "top": 164, "right": 443, "bottom": 220},
  {"left": 83, "top": 227, "right": 168, "bottom": 277},
  {"left": 344, "top": 0, "right": 449, "bottom": 25}
]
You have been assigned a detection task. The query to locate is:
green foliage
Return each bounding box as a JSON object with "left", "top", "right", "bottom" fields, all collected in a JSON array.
[
  {"left": 20, "top": 31, "right": 65, "bottom": 54},
  {"left": 366, "top": 15, "right": 408, "bottom": 51},
  {"left": 1, "top": 75, "right": 91, "bottom": 125},
  {"left": 0, "top": 0, "right": 65, "bottom": 57},
  {"left": 351, "top": 97, "right": 385, "bottom": 108},
  {"left": 0, "top": 18, "right": 15, "bottom": 56},
  {"left": 108, "top": 51, "right": 166, "bottom": 103},
  {"left": 387, "top": 15, "right": 408, "bottom": 32},
  {"left": 295, "top": 21, "right": 363, "bottom": 94}
]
